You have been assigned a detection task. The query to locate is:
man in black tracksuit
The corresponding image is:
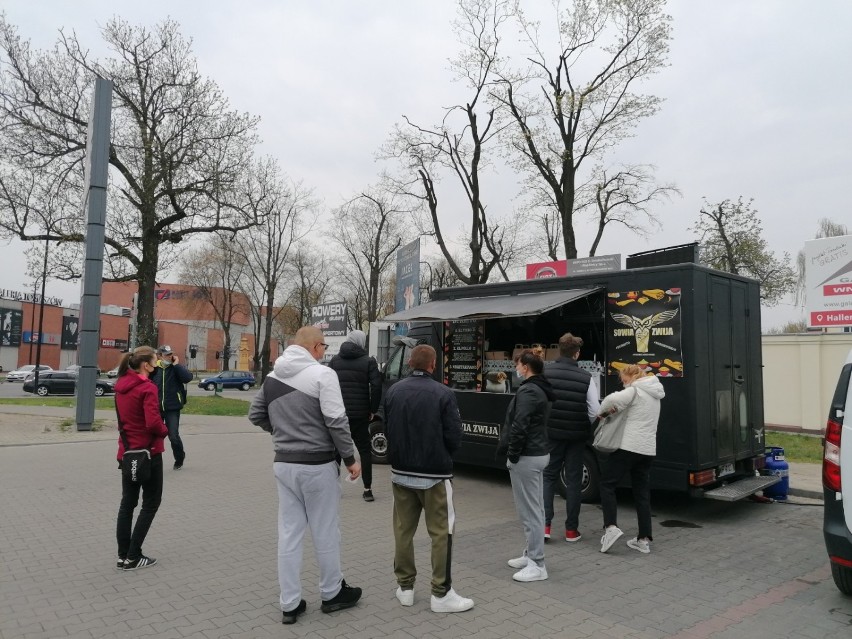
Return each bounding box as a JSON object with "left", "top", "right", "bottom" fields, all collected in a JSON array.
[
  {"left": 378, "top": 344, "right": 474, "bottom": 613},
  {"left": 542, "top": 333, "right": 600, "bottom": 543},
  {"left": 150, "top": 345, "right": 193, "bottom": 470},
  {"left": 329, "top": 330, "right": 382, "bottom": 501}
]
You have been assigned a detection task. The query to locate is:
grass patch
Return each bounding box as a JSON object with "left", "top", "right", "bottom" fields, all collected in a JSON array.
[
  {"left": 765, "top": 431, "right": 823, "bottom": 464},
  {"left": 0, "top": 395, "right": 250, "bottom": 417},
  {"left": 58, "top": 418, "right": 74, "bottom": 432}
]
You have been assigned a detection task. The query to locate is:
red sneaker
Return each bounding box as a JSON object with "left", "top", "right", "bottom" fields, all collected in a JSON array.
[
  {"left": 565, "top": 530, "right": 582, "bottom": 542},
  {"left": 544, "top": 525, "right": 551, "bottom": 541}
]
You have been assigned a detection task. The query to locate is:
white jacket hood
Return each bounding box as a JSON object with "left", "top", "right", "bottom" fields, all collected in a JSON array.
[
  {"left": 273, "top": 345, "right": 319, "bottom": 379},
  {"left": 630, "top": 374, "right": 665, "bottom": 400}
]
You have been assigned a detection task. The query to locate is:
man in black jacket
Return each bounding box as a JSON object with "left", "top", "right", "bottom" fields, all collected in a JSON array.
[
  {"left": 379, "top": 344, "right": 474, "bottom": 614},
  {"left": 329, "top": 330, "right": 382, "bottom": 501},
  {"left": 542, "top": 334, "right": 600, "bottom": 542},
  {"left": 150, "top": 345, "right": 194, "bottom": 470}
]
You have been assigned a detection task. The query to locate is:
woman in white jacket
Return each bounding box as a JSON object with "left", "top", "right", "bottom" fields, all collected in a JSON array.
[{"left": 597, "top": 364, "right": 665, "bottom": 555}]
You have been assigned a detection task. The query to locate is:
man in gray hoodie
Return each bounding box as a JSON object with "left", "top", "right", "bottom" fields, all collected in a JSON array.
[{"left": 249, "top": 326, "right": 363, "bottom": 624}]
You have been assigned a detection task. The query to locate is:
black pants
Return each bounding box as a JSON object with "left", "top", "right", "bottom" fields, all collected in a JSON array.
[
  {"left": 163, "top": 410, "right": 185, "bottom": 463},
  {"left": 350, "top": 421, "right": 372, "bottom": 489},
  {"left": 116, "top": 454, "right": 164, "bottom": 560},
  {"left": 543, "top": 439, "right": 586, "bottom": 530},
  {"left": 599, "top": 449, "right": 654, "bottom": 540}
]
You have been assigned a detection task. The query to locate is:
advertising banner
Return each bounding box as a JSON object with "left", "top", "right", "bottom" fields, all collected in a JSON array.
[
  {"left": 567, "top": 254, "right": 621, "bottom": 275},
  {"left": 606, "top": 287, "right": 684, "bottom": 377},
  {"left": 310, "top": 301, "right": 348, "bottom": 337},
  {"left": 525, "top": 260, "right": 567, "bottom": 280},
  {"left": 0, "top": 308, "right": 23, "bottom": 346},
  {"left": 395, "top": 239, "right": 421, "bottom": 312},
  {"left": 62, "top": 316, "right": 80, "bottom": 349},
  {"left": 804, "top": 235, "right": 852, "bottom": 328}
]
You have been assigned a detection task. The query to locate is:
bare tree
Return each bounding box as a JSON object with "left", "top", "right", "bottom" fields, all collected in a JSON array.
[
  {"left": 178, "top": 234, "right": 249, "bottom": 371},
  {"left": 332, "top": 185, "right": 409, "bottom": 326},
  {"left": 692, "top": 197, "right": 796, "bottom": 305},
  {"left": 492, "top": 0, "right": 672, "bottom": 259},
  {"left": 235, "top": 162, "right": 313, "bottom": 378},
  {"left": 282, "top": 245, "right": 332, "bottom": 334},
  {"left": 0, "top": 17, "right": 262, "bottom": 346},
  {"left": 794, "top": 218, "right": 849, "bottom": 307},
  {"left": 582, "top": 164, "right": 679, "bottom": 256},
  {"left": 382, "top": 0, "right": 514, "bottom": 285}
]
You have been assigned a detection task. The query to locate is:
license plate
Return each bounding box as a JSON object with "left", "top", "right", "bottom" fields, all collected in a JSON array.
[{"left": 719, "top": 463, "right": 735, "bottom": 477}]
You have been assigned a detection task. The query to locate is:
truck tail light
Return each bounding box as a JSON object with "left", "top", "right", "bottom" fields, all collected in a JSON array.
[
  {"left": 823, "top": 419, "right": 842, "bottom": 492},
  {"left": 689, "top": 469, "right": 716, "bottom": 487}
]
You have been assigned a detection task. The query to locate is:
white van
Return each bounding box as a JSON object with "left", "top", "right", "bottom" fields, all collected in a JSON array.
[{"left": 823, "top": 348, "right": 852, "bottom": 595}]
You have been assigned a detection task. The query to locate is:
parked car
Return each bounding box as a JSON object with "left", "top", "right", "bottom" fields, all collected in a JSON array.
[
  {"left": 106, "top": 367, "right": 119, "bottom": 378},
  {"left": 824, "top": 348, "right": 852, "bottom": 595},
  {"left": 6, "top": 365, "right": 53, "bottom": 382},
  {"left": 197, "top": 370, "right": 256, "bottom": 391},
  {"left": 23, "top": 371, "right": 115, "bottom": 397}
]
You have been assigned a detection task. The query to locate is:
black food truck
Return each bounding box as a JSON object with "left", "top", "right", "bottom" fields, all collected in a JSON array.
[{"left": 375, "top": 258, "right": 779, "bottom": 501}]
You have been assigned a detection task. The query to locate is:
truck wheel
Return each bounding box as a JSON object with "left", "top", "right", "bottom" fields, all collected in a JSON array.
[
  {"left": 581, "top": 449, "right": 601, "bottom": 503},
  {"left": 832, "top": 562, "right": 852, "bottom": 596},
  {"left": 556, "top": 448, "right": 601, "bottom": 502},
  {"left": 369, "top": 422, "right": 388, "bottom": 464}
]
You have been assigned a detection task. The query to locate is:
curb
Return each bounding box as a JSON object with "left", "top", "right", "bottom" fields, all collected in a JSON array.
[{"left": 787, "top": 487, "right": 823, "bottom": 501}]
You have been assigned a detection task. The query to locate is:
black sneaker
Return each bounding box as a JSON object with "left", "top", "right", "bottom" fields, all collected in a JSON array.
[
  {"left": 124, "top": 555, "right": 157, "bottom": 571},
  {"left": 362, "top": 489, "right": 374, "bottom": 502},
  {"left": 282, "top": 599, "right": 306, "bottom": 624},
  {"left": 116, "top": 557, "right": 126, "bottom": 570},
  {"left": 321, "top": 580, "right": 362, "bottom": 613}
]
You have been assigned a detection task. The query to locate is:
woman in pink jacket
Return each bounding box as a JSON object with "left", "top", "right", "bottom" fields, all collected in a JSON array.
[{"left": 115, "top": 346, "right": 169, "bottom": 571}]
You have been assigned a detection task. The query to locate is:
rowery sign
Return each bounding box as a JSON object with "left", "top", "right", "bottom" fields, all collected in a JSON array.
[
  {"left": 310, "top": 302, "right": 348, "bottom": 337},
  {"left": 805, "top": 234, "right": 852, "bottom": 328}
]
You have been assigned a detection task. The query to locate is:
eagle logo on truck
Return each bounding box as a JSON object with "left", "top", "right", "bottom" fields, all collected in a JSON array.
[{"left": 610, "top": 309, "right": 679, "bottom": 353}]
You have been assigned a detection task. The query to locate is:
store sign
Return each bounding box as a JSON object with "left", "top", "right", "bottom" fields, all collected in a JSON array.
[
  {"left": 606, "top": 287, "right": 683, "bottom": 377},
  {"left": 805, "top": 235, "right": 852, "bottom": 328},
  {"left": 442, "top": 320, "right": 483, "bottom": 391},
  {"left": 567, "top": 254, "right": 621, "bottom": 275},
  {"left": 23, "top": 331, "right": 60, "bottom": 345},
  {"left": 461, "top": 420, "right": 500, "bottom": 443},
  {"left": 525, "top": 260, "right": 567, "bottom": 279},
  {"left": 101, "top": 338, "right": 129, "bottom": 349},
  {"left": 0, "top": 288, "right": 63, "bottom": 307},
  {"left": 0, "top": 308, "right": 23, "bottom": 346},
  {"left": 311, "top": 301, "right": 348, "bottom": 337}
]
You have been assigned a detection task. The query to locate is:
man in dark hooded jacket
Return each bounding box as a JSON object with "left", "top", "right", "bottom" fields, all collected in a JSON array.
[{"left": 329, "top": 330, "right": 382, "bottom": 501}]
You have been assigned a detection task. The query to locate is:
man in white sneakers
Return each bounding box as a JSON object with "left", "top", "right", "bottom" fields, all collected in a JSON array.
[{"left": 378, "top": 344, "right": 474, "bottom": 613}]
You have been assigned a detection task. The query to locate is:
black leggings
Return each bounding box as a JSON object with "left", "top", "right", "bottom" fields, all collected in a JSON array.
[
  {"left": 350, "top": 422, "right": 373, "bottom": 489},
  {"left": 116, "top": 454, "right": 164, "bottom": 560}
]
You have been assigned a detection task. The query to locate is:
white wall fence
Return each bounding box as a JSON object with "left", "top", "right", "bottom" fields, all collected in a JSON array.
[{"left": 762, "top": 333, "right": 852, "bottom": 433}]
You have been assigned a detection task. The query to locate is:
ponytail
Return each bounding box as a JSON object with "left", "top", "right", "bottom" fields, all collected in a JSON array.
[{"left": 118, "top": 346, "right": 156, "bottom": 377}]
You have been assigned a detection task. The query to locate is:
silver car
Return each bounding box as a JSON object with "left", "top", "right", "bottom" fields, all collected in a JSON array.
[{"left": 6, "top": 364, "right": 53, "bottom": 382}]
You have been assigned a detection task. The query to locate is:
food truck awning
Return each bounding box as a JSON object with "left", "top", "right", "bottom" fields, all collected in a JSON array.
[{"left": 382, "top": 287, "right": 602, "bottom": 322}]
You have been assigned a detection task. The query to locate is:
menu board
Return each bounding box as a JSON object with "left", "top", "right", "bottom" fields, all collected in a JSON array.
[{"left": 443, "top": 320, "right": 483, "bottom": 391}]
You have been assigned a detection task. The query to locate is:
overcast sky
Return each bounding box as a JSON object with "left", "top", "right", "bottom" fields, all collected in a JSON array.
[{"left": 1, "top": 0, "right": 850, "bottom": 330}]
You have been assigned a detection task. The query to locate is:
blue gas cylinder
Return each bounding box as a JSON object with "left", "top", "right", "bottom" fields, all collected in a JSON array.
[{"left": 762, "top": 446, "right": 789, "bottom": 500}]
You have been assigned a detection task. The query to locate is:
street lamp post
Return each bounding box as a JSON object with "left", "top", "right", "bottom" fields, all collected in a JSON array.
[{"left": 33, "top": 237, "right": 49, "bottom": 391}]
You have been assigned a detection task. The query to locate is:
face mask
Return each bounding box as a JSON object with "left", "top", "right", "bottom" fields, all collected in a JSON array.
[{"left": 516, "top": 370, "right": 524, "bottom": 380}]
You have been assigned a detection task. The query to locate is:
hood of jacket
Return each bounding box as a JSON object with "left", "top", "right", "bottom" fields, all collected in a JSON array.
[
  {"left": 338, "top": 341, "right": 367, "bottom": 359},
  {"left": 522, "top": 374, "right": 557, "bottom": 401},
  {"left": 273, "top": 345, "right": 319, "bottom": 379},
  {"left": 629, "top": 374, "right": 666, "bottom": 399},
  {"left": 115, "top": 372, "right": 151, "bottom": 395}
]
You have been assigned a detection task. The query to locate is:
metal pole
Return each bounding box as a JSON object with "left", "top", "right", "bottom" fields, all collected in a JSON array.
[{"left": 33, "top": 238, "right": 49, "bottom": 390}]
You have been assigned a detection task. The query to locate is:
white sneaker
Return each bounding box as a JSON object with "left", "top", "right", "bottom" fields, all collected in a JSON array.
[
  {"left": 395, "top": 587, "right": 414, "bottom": 606},
  {"left": 431, "top": 588, "right": 474, "bottom": 613},
  {"left": 512, "top": 562, "right": 548, "bottom": 582},
  {"left": 626, "top": 537, "right": 651, "bottom": 554},
  {"left": 600, "top": 526, "right": 623, "bottom": 553},
  {"left": 507, "top": 555, "right": 528, "bottom": 569}
]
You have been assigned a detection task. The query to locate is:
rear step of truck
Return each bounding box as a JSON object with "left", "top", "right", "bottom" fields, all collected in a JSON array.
[{"left": 703, "top": 475, "right": 781, "bottom": 502}]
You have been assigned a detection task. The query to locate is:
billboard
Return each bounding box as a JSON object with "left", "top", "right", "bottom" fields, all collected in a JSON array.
[
  {"left": 805, "top": 235, "right": 852, "bottom": 328},
  {"left": 62, "top": 316, "right": 80, "bottom": 349},
  {"left": 311, "top": 301, "right": 348, "bottom": 337},
  {"left": 395, "top": 239, "right": 421, "bottom": 312},
  {"left": 0, "top": 308, "right": 23, "bottom": 346},
  {"left": 526, "top": 260, "right": 567, "bottom": 279}
]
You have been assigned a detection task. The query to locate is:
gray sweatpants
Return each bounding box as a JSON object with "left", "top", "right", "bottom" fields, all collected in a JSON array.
[
  {"left": 508, "top": 454, "right": 550, "bottom": 566},
  {"left": 274, "top": 461, "right": 343, "bottom": 611}
]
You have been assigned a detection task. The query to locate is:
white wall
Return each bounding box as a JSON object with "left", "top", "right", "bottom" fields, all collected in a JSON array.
[{"left": 762, "top": 333, "right": 852, "bottom": 432}]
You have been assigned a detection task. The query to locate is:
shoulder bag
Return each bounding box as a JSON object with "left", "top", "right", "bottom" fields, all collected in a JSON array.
[
  {"left": 592, "top": 387, "right": 639, "bottom": 454},
  {"left": 116, "top": 403, "right": 152, "bottom": 484}
]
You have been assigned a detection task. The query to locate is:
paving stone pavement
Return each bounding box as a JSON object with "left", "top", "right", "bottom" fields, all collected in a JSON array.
[{"left": 1, "top": 407, "right": 849, "bottom": 639}]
